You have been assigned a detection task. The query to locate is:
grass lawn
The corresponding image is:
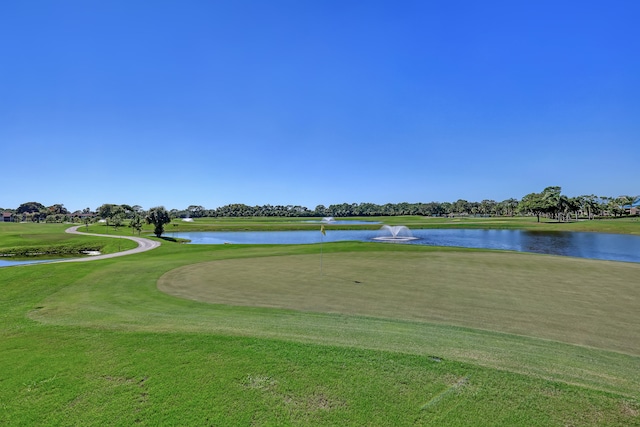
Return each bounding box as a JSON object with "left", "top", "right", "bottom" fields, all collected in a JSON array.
[
  {"left": 1, "top": 220, "right": 639, "bottom": 425},
  {"left": 158, "top": 250, "right": 640, "bottom": 355}
]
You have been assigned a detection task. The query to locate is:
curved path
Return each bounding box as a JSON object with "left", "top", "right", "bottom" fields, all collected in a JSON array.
[{"left": 57, "top": 226, "right": 161, "bottom": 263}]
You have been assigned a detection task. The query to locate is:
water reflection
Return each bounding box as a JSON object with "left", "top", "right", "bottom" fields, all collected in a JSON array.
[{"left": 171, "top": 229, "right": 640, "bottom": 263}]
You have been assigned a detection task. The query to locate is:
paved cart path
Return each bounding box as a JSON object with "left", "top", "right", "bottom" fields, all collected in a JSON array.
[{"left": 58, "top": 226, "right": 161, "bottom": 263}]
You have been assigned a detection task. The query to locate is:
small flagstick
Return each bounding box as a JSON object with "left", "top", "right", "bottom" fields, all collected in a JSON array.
[
  {"left": 319, "top": 218, "right": 333, "bottom": 276},
  {"left": 320, "top": 224, "right": 325, "bottom": 275}
]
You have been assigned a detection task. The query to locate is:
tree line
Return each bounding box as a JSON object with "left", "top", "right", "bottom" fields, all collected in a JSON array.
[
  {"left": 2, "top": 187, "right": 638, "bottom": 226},
  {"left": 166, "top": 188, "right": 637, "bottom": 220}
]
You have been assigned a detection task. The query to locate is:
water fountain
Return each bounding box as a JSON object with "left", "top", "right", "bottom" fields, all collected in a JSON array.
[
  {"left": 322, "top": 216, "right": 335, "bottom": 223},
  {"left": 373, "top": 225, "right": 418, "bottom": 242}
]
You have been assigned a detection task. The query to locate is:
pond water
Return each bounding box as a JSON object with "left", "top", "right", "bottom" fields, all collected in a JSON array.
[
  {"left": 0, "top": 257, "right": 64, "bottom": 268},
  {"left": 170, "top": 229, "right": 640, "bottom": 263},
  {"left": 0, "top": 253, "right": 94, "bottom": 268},
  {"left": 304, "top": 220, "right": 381, "bottom": 225}
]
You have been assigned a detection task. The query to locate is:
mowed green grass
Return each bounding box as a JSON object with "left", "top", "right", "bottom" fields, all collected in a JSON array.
[
  {"left": 2, "top": 222, "right": 640, "bottom": 425},
  {"left": 158, "top": 251, "right": 640, "bottom": 355},
  {"left": 25, "top": 243, "right": 640, "bottom": 394}
]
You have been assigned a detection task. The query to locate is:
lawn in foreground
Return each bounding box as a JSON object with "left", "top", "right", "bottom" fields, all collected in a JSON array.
[
  {"left": 2, "top": 230, "right": 639, "bottom": 425},
  {"left": 3, "top": 328, "right": 638, "bottom": 426}
]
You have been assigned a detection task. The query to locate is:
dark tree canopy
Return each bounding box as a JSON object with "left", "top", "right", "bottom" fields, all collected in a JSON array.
[
  {"left": 16, "top": 202, "right": 45, "bottom": 214},
  {"left": 145, "top": 206, "right": 171, "bottom": 237}
]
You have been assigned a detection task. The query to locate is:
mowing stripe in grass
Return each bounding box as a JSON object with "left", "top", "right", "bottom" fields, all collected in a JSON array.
[
  {"left": 157, "top": 251, "right": 640, "bottom": 356},
  {"left": 421, "top": 377, "right": 469, "bottom": 410}
]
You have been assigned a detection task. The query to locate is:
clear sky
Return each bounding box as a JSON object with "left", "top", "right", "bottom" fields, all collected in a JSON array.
[{"left": 1, "top": 1, "right": 638, "bottom": 212}]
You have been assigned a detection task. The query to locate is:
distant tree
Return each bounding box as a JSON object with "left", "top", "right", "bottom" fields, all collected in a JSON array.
[
  {"left": 618, "top": 195, "right": 636, "bottom": 216},
  {"left": 36, "top": 207, "right": 48, "bottom": 223},
  {"left": 17, "top": 202, "right": 45, "bottom": 214},
  {"left": 606, "top": 196, "right": 628, "bottom": 217},
  {"left": 111, "top": 213, "right": 125, "bottom": 230},
  {"left": 424, "top": 202, "right": 444, "bottom": 216},
  {"left": 97, "top": 204, "right": 118, "bottom": 219},
  {"left": 561, "top": 197, "right": 578, "bottom": 221},
  {"left": 120, "top": 204, "right": 135, "bottom": 219},
  {"left": 540, "top": 186, "right": 563, "bottom": 220},
  {"left": 96, "top": 204, "right": 130, "bottom": 230},
  {"left": 314, "top": 205, "right": 327, "bottom": 216},
  {"left": 479, "top": 200, "right": 496, "bottom": 216},
  {"left": 580, "top": 195, "right": 599, "bottom": 220},
  {"left": 518, "top": 192, "right": 546, "bottom": 222},
  {"left": 517, "top": 186, "right": 565, "bottom": 222},
  {"left": 145, "top": 206, "right": 171, "bottom": 237},
  {"left": 45, "top": 213, "right": 66, "bottom": 223},
  {"left": 129, "top": 214, "right": 143, "bottom": 235},
  {"left": 453, "top": 199, "right": 470, "bottom": 215},
  {"left": 47, "top": 204, "right": 68, "bottom": 215},
  {"left": 440, "top": 202, "right": 453, "bottom": 216},
  {"left": 500, "top": 198, "right": 519, "bottom": 216},
  {"left": 187, "top": 205, "right": 204, "bottom": 218}
]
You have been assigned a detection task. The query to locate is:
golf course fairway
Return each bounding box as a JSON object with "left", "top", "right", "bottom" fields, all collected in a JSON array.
[{"left": 3, "top": 226, "right": 639, "bottom": 425}]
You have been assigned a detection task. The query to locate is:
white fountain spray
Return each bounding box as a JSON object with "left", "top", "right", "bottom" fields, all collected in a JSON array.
[{"left": 373, "top": 225, "right": 418, "bottom": 241}]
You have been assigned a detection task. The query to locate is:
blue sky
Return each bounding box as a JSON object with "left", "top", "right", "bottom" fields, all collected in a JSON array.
[{"left": 1, "top": 1, "right": 638, "bottom": 212}]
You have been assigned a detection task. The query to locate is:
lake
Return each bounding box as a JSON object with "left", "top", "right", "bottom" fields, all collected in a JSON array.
[
  {"left": 170, "top": 229, "right": 640, "bottom": 263},
  {"left": 4, "top": 228, "right": 639, "bottom": 267}
]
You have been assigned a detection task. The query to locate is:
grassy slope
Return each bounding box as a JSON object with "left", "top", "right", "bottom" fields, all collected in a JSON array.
[
  {"left": 0, "top": 222, "right": 137, "bottom": 256},
  {"left": 1, "top": 222, "right": 639, "bottom": 425}
]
